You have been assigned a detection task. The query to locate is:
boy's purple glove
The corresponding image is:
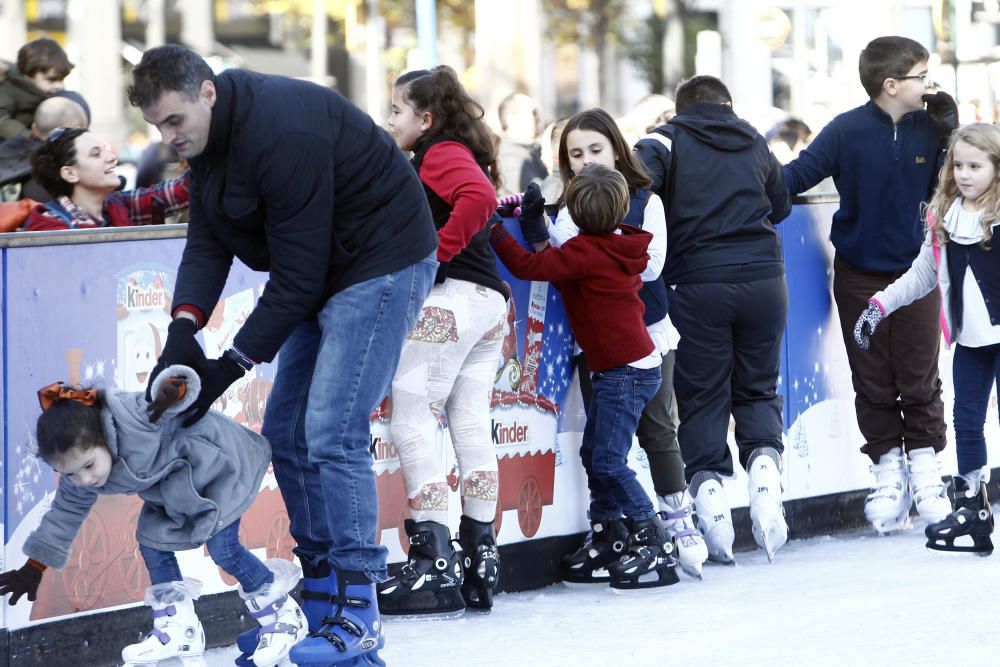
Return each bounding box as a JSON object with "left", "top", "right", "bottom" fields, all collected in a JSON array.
[
  {"left": 853, "top": 301, "right": 885, "bottom": 350},
  {"left": 517, "top": 183, "right": 549, "bottom": 245},
  {"left": 923, "top": 91, "right": 959, "bottom": 142},
  {"left": 0, "top": 560, "right": 45, "bottom": 605}
]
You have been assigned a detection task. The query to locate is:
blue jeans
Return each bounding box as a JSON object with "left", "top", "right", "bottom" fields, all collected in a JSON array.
[
  {"left": 952, "top": 342, "right": 1000, "bottom": 475},
  {"left": 580, "top": 364, "right": 661, "bottom": 521},
  {"left": 140, "top": 519, "right": 273, "bottom": 592},
  {"left": 262, "top": 254, "right": 437, "bottom": 581}
]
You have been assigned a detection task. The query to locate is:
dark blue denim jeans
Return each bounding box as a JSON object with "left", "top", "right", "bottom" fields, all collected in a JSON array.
[
  {"left": 952, "top": 342, "right": 1000, "bottom": 475},
  {"left": 262, "top": 254, "right": 437, "bottom": 581},
  {"left": 580, "top": 364, "right": 661, "bottom": 521},
  {"left": 139, "top": 519, "right": 273, "bottom": 592}
]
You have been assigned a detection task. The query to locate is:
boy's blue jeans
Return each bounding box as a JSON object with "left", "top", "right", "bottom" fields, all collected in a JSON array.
[
  {"left": 580, "top": 364, "right": 661, "bottom": 522},
  {"left": 262, "top": 254, "right": 437, "bottom": 582},
  {"left": 140, "top": 519, "right": 273, "bottom": 592},
  {"left": 952, "top": 342, "right": 1000, "bottom": 476}
]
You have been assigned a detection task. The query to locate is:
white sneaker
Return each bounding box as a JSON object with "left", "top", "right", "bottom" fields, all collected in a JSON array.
[
  {"left": 864, "top": 447, "right": 912, "bottom": 534},
  {"left": 242, "top": 559, "right": 309, "bottom": 667},
  {"left": 691, "top": 475, "right": 735, "bottom": 565},
  {"left": 907, "top": 447, "right": 950, "bottom": 523},
  {"left": 658, "top": 490, "right": 709, "bottom": 579},
  {"left": 122, "top": 579, "right": 205, "bottom": 665},
  {"left": 747, "top": 450, "right": 788, "bottom": 562}
]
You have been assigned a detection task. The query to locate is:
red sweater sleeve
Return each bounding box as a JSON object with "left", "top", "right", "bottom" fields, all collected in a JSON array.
[
  {"left": 419, "top": 141, "right": 497, "bottom": 262},
  {"left": 489, "top": 223, "right": 588, "bottom": 282}
]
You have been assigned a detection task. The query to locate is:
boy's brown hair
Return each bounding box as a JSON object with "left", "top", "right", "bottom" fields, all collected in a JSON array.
[
  {"left": 565, "top": 164, "right": 629, "bottom": 236},
  {"left": 17, "top": 37, "right": 73, "bottom": 78},
  {"left": 858, "top": 36, "right": 928, "bottom": 99}
]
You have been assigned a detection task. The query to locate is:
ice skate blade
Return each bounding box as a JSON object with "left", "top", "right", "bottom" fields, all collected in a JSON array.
[
  {"left": 379, "top": 608, "right": 465, "bottom": 621},
  {"left": 706, "top": 551, "right": 736, "bottom": 566},
  {"left": 123, "top": 657, "right": 208, "bottom": 667},
  {"left": 872, "top": 514, "right": 912, "bottom": 535},
  {"left": 609, "top": 566, "right": 679, "bottom": 591},
  {"left": 678, "top": 563, "right": 703, "bottom": 580}
]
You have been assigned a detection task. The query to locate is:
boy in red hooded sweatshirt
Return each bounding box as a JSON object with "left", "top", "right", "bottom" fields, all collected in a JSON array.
[{"left": 489, "top": 164, "right": 677, "bottom": 590}]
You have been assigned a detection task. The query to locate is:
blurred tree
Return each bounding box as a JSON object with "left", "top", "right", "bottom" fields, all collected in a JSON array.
[{"left": 542, "top": 0, "right": 628, "bottom": 107}]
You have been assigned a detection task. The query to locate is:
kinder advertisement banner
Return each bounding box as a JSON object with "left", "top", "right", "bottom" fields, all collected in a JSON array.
[{"left": 1, "top": 222, "right": 579, "bottom": 628}]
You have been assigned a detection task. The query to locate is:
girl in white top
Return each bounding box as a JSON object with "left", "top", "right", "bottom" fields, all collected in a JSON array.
[{"left": 854, "top": 123, "right": 1000, "bottom": 555}]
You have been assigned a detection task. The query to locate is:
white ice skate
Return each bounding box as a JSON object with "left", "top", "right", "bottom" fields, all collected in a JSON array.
[
  {"left": 121, "top": 579, "right": 205, "bottom": 665},
  {"left": 865, "top": 447, "right": 912, "bottom": 534},
  {"left": 907, "top": 448, "right": 950, "bottom": 523},
  {"left": 747, "top": 451, "right": 788, "bottom": 563},
  {"left": 241, "top": 559, "right": 309, "bottom": 667},
  {"left": 658, "top": 491, "right": 709, "bottom": 579},
  {"left": 692, "top": 476, "right": 735, "bottom": 565}
]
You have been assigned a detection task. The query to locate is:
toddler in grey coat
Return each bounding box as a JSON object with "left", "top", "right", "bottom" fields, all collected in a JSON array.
[{"left": 0, "top": 365, "right": 307, "bottom": 667}]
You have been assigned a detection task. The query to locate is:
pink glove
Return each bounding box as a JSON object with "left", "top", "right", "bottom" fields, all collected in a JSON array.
[{"left": 497, "top": 192, "right": 525, "bottom": 217}]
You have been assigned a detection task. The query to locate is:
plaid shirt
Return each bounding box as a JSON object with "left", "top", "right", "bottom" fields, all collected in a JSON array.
[{"left": 25, "top": 171, "right": 189, "bottom": 231}]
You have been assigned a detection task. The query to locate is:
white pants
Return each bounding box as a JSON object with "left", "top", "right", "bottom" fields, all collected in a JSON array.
[{"left": 390, "top": 278, "right": 507, "bottom": 524}]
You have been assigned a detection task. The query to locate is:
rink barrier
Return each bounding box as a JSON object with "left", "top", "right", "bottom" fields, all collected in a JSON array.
[{"left": 2, "top": 193, "right": 991, "bottom": 666}]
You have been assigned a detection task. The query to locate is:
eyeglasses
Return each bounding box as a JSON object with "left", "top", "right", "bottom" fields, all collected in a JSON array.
[{"left": 894, "top": 73, "right": 931, "bottom": 86}]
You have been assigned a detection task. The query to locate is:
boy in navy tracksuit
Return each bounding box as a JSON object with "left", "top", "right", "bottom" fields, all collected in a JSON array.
[
  {"left": 783, "top": 36, "right": 959, "bottom": 534},
  {"left": 635, "top": 76, "right": 791, "bottom": 564}
]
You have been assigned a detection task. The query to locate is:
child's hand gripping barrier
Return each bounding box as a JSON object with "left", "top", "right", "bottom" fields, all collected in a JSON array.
[{"left": 517, "top": 183, "right": 549, "bottom": 245}]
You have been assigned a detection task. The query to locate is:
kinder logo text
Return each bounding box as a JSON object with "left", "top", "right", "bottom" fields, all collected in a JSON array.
[
  {"left": 127, "top": 284, "right": 166, "bottom": 311},
  {"left": 370, "top": 434, "right": 398, "bottom": 461},
  {"left": 492, "top": 419, "right": 529, "bottom": 445}
]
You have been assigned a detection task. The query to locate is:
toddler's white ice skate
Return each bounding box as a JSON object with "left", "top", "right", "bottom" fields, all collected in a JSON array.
[
  {"left": 747, "top": 449, "right": 788, "bottom": 562},
  {"left": 864, "top": 447, "right": 912, "bottom": 534},
  {"left": 241, "top": 559, "right": 309, "bottom": 667},
  {"left": 121, "top": 579, "right": 205, "bottom": 665},
  {"left": 658, "top": 490, "right": 708, "bottom": 579},
  {"left": 691, "top": 473, "right": 735, "bottom": 565},
  {"left": 907, "top": 448, "right": 950, "bottom": 523}
]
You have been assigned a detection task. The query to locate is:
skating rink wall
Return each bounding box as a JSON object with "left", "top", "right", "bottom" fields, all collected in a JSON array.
[{"left": 1, "top": 195, "right": 997, "bottom": 666}]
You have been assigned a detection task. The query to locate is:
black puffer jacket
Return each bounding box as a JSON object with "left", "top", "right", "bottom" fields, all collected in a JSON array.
[
  {"left": 172, "top": 69, "right": 438, "bottom": 361},
  {"left": 635, "top": 102, "right": 791, "bottom": 284}
]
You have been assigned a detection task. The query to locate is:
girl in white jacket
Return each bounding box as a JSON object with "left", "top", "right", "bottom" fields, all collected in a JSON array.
[{"left": 854, "top": 123, "right": 1000, "bottom": 555}]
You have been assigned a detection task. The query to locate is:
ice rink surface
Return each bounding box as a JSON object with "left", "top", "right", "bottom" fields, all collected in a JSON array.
[{"left": 199, "top": 521, "right": 997, "bottom": 667}]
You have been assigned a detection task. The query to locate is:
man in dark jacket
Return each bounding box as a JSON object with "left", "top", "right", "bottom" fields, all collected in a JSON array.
[
  {"left": 129, "top": 45, "right": 437, "bottom": 667},
  {"left": 635, "top": 75, "right": 791, "bottom": 566}
]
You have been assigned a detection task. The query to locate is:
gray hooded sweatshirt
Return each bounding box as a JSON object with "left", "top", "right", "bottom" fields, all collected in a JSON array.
[{"left": 24, "top": 365, "right": 270, "bottom": 568}]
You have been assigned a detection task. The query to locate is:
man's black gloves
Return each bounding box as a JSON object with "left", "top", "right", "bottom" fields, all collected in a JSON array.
[
  {"left": 145, "top": 318, "right": 207, "bottom": 401},
  {"left": 0, "top": 560, "right": 45, "bottom": 605},
  {"left": 518, "top": 183, "right": 549, "bottom": 245},
  {"left": 181, "top": 352, "right": 246, "bottom": 427},
  {"left": 923, "top": 91, "right": 959, "bottom": 142},
  {"left": 853, "top": 302, "right": 885, "bottom": 350}
]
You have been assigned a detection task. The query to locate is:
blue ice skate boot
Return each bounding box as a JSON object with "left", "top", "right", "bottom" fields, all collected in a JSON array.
[
  {"left": 235, "top": 560, "right": 334, "bottom": 667},
  {"left": 289, "top": 567, "right": 384, "bottom": 666}
]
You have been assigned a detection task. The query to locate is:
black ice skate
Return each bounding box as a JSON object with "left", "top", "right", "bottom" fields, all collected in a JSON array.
[
  {"left": 458, "top": 515, "right": 500, "bottom": 612},
  {"left": 376, "top": 519, "right": 465, "bottom": 618},
  {"left": 608, "top": 515, "right": 679, "bottom": 591},
  {"left": 560, "top": 519, "right": 628, "bottom": 584},
  {"left": 925, "top": 477, "right": 994, "bottom": 556}
]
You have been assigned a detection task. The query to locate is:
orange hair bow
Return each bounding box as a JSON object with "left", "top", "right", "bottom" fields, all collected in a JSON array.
[{"left": 37, "top": 382, "right": 98, "bottom": 412}]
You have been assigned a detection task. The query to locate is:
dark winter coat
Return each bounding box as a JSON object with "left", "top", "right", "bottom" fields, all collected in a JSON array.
[
  {"left": 172, "top": 69, "right": 438, "bottom": 362},
  {"left": 24, "top": 366, "right": 270, "bottom": 568},
  {"left": 0, "top": 67, "right": 46, "bottom": 140},
  {"left": 782, "top": 101, "right": 942, "bottom": 272},
  {"left": 635, "top": 103, "right": 791, "bottom": 284}
]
